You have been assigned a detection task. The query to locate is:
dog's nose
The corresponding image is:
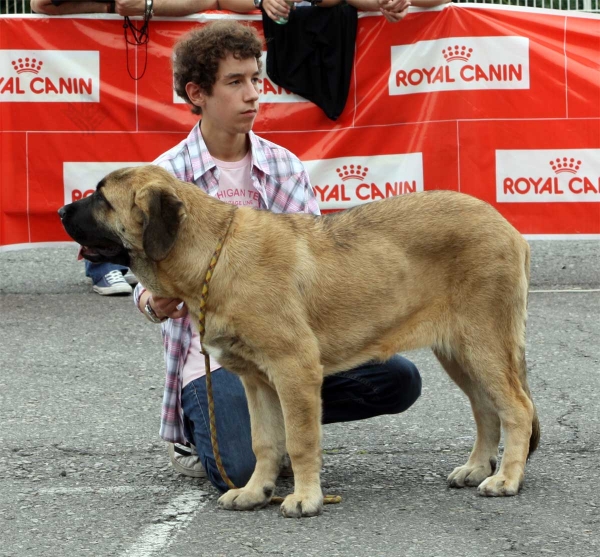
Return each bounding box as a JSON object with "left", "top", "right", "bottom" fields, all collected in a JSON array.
[{"left": 58, "top": 206, "right": 67, "bottom": 219}]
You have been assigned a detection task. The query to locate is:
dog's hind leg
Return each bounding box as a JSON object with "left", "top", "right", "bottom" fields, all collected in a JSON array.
[
  {"left": 475, "top": 345, "right": 536, "bottom": 497},
  {"left": 218, "top": 374, "right": 286, "bottom": 511},
  {"left": 434, "top": 350, "right": 501, "bottom": 488},
  {"left": 447, "top": 336, "right": 535, "bottom": 497}
]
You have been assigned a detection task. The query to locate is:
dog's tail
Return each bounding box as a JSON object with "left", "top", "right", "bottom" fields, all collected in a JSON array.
[
  {"left": 520, "top": 242, "right": 540, "bottom": 458},
  {"left": 520, "top": 350, "right": 540, "bottom": 458},
  {"left": 529, "top": 400, "right": 541, "bottom": 457}
]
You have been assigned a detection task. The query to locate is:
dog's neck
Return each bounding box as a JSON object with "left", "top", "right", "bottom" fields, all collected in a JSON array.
[{"left": 151, "top": 188, "right": 237, "bottom": 303}]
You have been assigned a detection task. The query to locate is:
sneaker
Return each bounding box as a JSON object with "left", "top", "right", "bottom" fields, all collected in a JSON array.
[
  {"left": 123, "top": 270, "right": 138, "bottom": 286},
  {"left": 168, "top": 443, "right": 207, "bottom": 478},
  {"left": 168, "top": 443, "right": 293, "bottom": 479},
  {"left": 92, "top": 270, "right": 133, "bottom": 296}
]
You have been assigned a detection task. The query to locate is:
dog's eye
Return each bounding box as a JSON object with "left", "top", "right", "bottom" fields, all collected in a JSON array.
[{"left": 96, "top": 190, "right": 113, "bottom": 210}]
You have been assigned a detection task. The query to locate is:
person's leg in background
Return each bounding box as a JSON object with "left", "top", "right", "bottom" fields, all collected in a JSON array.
[
  {"left": 322, "top": 355, "right": 422, "bottom": 424},
  {"left": 85, "top": 261, "right": 136, "bottom": 295}
]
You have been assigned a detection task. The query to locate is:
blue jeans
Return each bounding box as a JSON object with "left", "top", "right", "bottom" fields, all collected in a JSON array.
[
  {"left": 181, "top": 355, "right": 422, "bottom": 493},
  {"left": 85, "top": 261, "right": 128, "bottom": 284}
]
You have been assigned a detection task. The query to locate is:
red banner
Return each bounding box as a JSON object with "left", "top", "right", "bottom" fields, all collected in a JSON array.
[{"left": 1, "top": 5, "right": 599, "bottom": 248}]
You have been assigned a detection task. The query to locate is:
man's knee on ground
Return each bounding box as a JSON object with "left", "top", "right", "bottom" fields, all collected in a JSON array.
[
  {"left": 385, "top": 356, "right": 422, "bottom": 413},
  {"left": 205, "top": 457, "right": 255, "bottom": 494}
]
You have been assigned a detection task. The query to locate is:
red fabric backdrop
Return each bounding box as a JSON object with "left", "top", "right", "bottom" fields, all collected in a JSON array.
[{"left": 1, "top": 5, "right": 599, "bottom": 248}]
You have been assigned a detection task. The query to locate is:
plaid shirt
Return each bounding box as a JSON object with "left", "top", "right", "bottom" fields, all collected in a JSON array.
[{"left": 133, "top": 123, "right": 320, "bottom": 443}]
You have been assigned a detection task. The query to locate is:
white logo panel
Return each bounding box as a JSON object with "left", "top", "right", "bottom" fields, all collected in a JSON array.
[
  {"left": 389, "top": 37, "right": 529, "bottom": 96},
  {"left": 0, "top": 50, "right": 99, "bottom": 102},
  {"left": 63, "top": 162, "right": 146, "bottom": 205},
  {"left": 304, "top": 154, "right": 424, "bottom": 211},
  {"left": 496, "top": 149, "right": 600, "bottom": 203}
]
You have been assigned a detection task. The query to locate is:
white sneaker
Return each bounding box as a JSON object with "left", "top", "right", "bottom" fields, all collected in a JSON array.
[
  {"left": 92, "top": 270, "right": 133, "bottom": 296},
  {"left": 167, "top": 443, "right": 293, "bottom": 479},
  {"left": 168, "top": 443, "right": 207, "bottom": 478},
  {"left": 123, "top": 270, "right": 138, "bottom": 286}
]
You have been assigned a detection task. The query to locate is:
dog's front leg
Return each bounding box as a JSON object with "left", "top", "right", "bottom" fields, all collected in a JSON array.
[
  {"left": 275, "top": 364, "right": 324, "bottom": 518},
  {"left": 218, "top": 375, "right": 285, "bottom": 511}
]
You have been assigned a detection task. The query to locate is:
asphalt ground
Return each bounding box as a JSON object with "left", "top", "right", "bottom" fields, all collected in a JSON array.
[{"left": 0, "top": 240, "right": 599, "bottom": 557}]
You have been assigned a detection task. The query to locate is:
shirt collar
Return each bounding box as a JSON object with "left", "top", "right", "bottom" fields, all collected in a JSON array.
[
  {"left": 248, "top": 131, "right": 272, "bottom": 177},
  {"left": 189, "top": 122, "right": 216, "bottom": 182},
  {"left": 190, "top": 125, "right": 271, "bottom": 181}
]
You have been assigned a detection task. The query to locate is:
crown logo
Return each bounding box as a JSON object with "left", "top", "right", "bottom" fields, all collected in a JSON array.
[
  {"left": 11, "top": 57, "right": 44, "bottom": 75},
  {"left": 442, "top": 45, "right": 473, "bottom": 63},
  {"left": 549, "top": 157, "right": 581, "bottom": 174},
  {"left": 336, "top": 164, "right": 368, "bottom": 182}
]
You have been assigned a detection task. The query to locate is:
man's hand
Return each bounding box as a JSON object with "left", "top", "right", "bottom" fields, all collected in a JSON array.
[
  {"left": 262, "top": 0, "right": 292, "bottom": 22},
  {"left": 379, "top": 0, "right": 411, "bottom": 23},
  {"left": 149, "top": 295, "right": 188, "bottom": 320}
]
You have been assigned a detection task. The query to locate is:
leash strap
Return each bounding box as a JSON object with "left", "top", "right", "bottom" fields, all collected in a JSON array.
[
  {"left": 198, "top": 237, "right": 237, "bottom": 491},
  {"left": 122, "top": 0, "right": 153, "bottom": 80}
]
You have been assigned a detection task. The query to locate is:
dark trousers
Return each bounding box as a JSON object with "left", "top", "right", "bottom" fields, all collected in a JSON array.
[{"left": 181, "top": 355, "right": 422, "bottom": 493}]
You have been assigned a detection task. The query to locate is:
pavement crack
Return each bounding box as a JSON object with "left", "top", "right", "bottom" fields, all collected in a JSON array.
[{"left": 556, "top": 392, "right": 582, "bottom": 446}]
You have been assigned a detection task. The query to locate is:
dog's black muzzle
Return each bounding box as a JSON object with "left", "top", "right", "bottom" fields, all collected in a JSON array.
[{"left": 58, "top": 197, "right": 130, "bottom": 267}]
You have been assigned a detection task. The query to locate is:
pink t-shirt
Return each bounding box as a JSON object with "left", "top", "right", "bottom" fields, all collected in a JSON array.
[
  {"left": 214, "top": 151, "right": 260, "bottom": 207},
  {"left": 182, "top": 151, "right": 259, "bottom": 389}
]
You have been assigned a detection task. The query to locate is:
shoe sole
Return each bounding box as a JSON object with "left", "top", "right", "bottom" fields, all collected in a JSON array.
[
  {"left": 124, "top": 274, "right": 138, "bottom": 286},
  {"left": 87, "top": 274, "right": 137, "bottom": 287},
  {"left": 168, "top": 444, "right": 207, "bottom": 478},
  {"left": 92, "top": 284, "right": 133, "bottom": 296}
]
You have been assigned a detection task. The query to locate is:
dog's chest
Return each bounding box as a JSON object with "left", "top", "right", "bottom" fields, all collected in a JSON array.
[
  {"left": 202, "top": 334, "right": 258, "bottom": 377},
  {"left": 202, "top": 342, "right": 224, "bottom": 362}
]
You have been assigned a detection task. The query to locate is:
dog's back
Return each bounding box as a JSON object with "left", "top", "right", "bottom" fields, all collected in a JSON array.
[{"left": 265, "top": 191, "right": 530, "bottom": 374}]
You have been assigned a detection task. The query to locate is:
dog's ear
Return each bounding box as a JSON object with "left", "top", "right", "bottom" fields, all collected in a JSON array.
[{"left": 135, "top": 184, "right": 186, "bottom": 262}]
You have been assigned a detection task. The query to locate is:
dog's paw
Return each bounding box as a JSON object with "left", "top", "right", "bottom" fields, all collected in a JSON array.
[
  {"left": 448, "top": 458, "right": 496, "bottom": 488},
  {"left": 280, "top": 491, "right": 323, "bottom": 518},
  {"left": 477, "top": 474, "right": 521, "bottom": 497},
  {"left": 217, "top": 484, "right": 274, "bottom": 511}
]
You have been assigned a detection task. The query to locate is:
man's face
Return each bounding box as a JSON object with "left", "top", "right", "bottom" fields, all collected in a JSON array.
[{"left": 199, "top": 54, "right": 260, "bottom": 134}]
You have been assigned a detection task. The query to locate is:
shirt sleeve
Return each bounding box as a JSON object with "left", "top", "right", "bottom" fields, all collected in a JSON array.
[
  {"left": 152, "top": 149, "right": 189, "bottom": 181},
  {"left": 299, "top": 170, "right": 321, "bottom": 216},
  {"left": 133, "top": 283, "right": 146, "bottom": 314}
]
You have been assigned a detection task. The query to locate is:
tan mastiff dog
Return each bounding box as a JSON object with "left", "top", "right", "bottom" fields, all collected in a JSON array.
[{"left": 59, "top": 165, "right": 539, "bottom": 518}]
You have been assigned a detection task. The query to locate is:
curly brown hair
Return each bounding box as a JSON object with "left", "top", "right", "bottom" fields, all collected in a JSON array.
[{"left": 172, "top": 21, "right": 263, "bottom": 115}]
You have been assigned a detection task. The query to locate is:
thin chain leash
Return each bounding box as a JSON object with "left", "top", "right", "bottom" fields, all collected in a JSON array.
[{"left": 198, "top": 236, "right": 237, "bottom": 491}]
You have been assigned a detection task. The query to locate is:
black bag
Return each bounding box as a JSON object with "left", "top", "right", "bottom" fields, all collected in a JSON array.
[{"left": 262, "top": 4, "right": 358, "bottom": 121}]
